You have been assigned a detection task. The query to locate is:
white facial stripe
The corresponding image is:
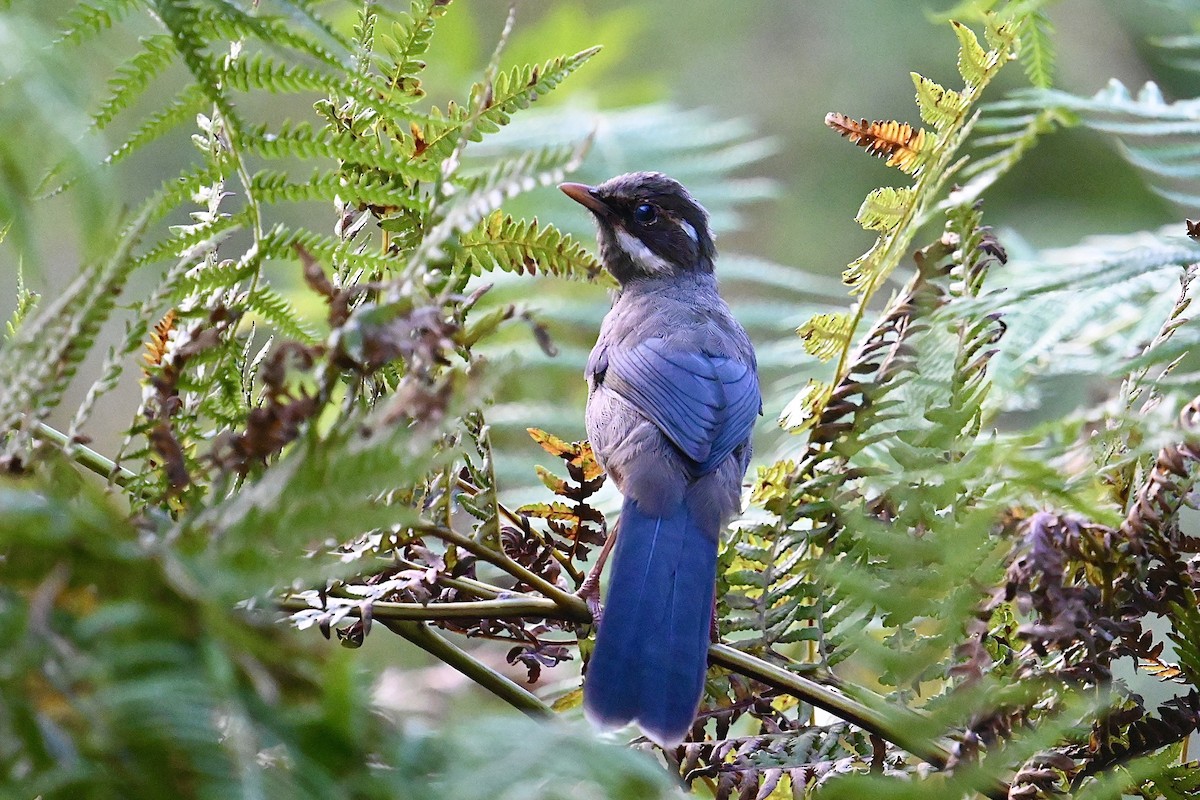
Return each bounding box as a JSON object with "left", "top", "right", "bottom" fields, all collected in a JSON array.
[
  {"left": 678, "top": 219, "right": 698, "bottom": 244},
  {"left": 615, "top": 228, "right": 673, "bottom": 274}
]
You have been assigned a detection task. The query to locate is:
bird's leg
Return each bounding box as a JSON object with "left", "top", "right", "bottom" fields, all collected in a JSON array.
[{"left": 576, "top": 519, "right": 618, "bottom": 624}]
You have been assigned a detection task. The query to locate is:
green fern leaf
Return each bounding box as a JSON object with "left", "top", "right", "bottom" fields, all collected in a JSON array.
[
  {"left": 0, "top": 209, "right": 151, "bottom": 434},
  {"left": 192, "top": 1, "right": 346, "bottom": 70},
  {"left": 105, "top": 83, "right": 208, "bottom": 168},
  {"left": 412, "top": 47, "right": 600, "bottom": 162},
  {"left": 156, "top": 0, "right": 240, "bottom": 125},
  {"left": 912, "top": 73, "right": 967, "bottom": 131},
  {"left": 856, "top": 186, "right": 916, "bottom": 232},
  {"left": 220, "top": 51, "right": 347, "bottom": 96},
  {"left": 219, "top": 52, "right": 414, "bottom": 134},
  {"left": 132, "top": 210, "right": 247, "bottom": 272},
  {"left": 245, "top": 288, "right": 319, "bottom": 344},
  {"left": 952, "top": 20, "right": 990, "bottom": 87},
  {"left": 93, "top": 33, "right": 176, "bottom": 130},
  {"left": 779, "top": 379, "right": 834, "bottom": 432},
  {"left": 842, "top": 240, "right": 885, "bottom": 294},
  {"left": 955, "top": 108, "right": 1064, "bottom": 204},
  {"left": 250, "top": 169, "right": 428, "bottom": 214},
  {"left": 261, "top": 226, "right": 400, "bottom": 278},
  {"left": 237, "top": 122, "right": 438, "bottom": 182},
  {"left": 4, "top": 267, "right": 38, "bottom": 342},
  {"left": 409, "top": 141, "right": 589, "bottom": 283},
  {"left": 378, "top": 0, "right": 454, "bottom": 103},
  {"left": 55, "top": 0, "right": 144, "bottom": 45},
  {"left": 798, "top": 312, "right": 853, "bottom": 362},
  {"left": 1021, "top": 11, "right": 1055, "bottom": 89},
  {"left": 456, "top": 211, "right": 608, "bottom": 284}
]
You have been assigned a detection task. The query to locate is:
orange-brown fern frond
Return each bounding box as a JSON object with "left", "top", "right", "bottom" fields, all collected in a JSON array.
[
  {"left": 824, "top": 112, "right": 930, "bottom": 174},
  {"left": 143, "top": 309, "right": 177, "bottom": 372}
]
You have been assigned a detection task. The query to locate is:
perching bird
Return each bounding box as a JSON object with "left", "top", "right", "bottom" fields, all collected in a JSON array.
[{"left": 560, "top": 172, "right": 761, "bottom": 748}]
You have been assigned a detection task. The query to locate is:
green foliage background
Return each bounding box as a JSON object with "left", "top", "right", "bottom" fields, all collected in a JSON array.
[{"left": 3, "top": 1, "right": 1200, "bottom": 798}]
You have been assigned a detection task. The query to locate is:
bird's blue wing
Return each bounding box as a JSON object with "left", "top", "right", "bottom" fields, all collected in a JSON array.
[{"left": 605, "top": 338, "right": 760, "bottom": 473}]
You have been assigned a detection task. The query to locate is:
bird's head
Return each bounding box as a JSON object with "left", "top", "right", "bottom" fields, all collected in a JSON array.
[{"left": 560, "top": 172, "right": 715, "bottom": 284}]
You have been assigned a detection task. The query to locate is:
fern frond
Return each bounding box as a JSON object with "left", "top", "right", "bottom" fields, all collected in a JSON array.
[
  {"left": 245, "top": 287, "right": 318, "bottom": 343},
  {"left": 104, "top": 83, "right": 209, "bottom": 168},
  {"left": 991, "top": 79, "right": 1200, "bottom": 206},
  {"left": 55, "top": 0, "right": 144, "bottom": 44},
  {"left": 953, "top": 107, "right": 1065, "bottom": 204},
  {"left": 856, "top": 186, "right": 917, "bottom": 232},
  {"left": 133, "top": 209, "right": 247, "bottom": 270},
  {"left": 378, "top": 0, "right": 454, "bottom": 103},
  {"left": 797, "top": 312, "right": 853, "bottom": 362},
  {"left": 810, "top": 14, "right": 1019, "bottom": 394},
  {"left": 824, "top": 113, "right": 931, "bottom": 175},
  {"left": 192, "top": 1, "right": 347, "bottom": 70},
  {"left": 407, "top": 140, "right": 588, "bottom": 286},
  {"left": 1020, "top": 10, "right": 1055, "bottom": 89},
  {"left": 912, "top": 74, "right": 969, "bottom": 131},
  {"left": 4, "top": 267, "right": 38, "bottom": 342},
  {"left": 952, "top": 19, "right": 993, "bottom": 87},
  {"left": 410, "top": 47, "right": 600, "bottom": 162},
  {"left": 457, "top": 211, "right": 607, "bottom": 283},
  {"left": 0, "top": 209, "right": 151, "bottom": 441},
  {"left": 218, "top": 50, "right": 346, "bottom": 97},
  {"left": 778, "top": 378, "right": 834, "bottom": 432},
  {"left": 156, "top": 0, "right": 240, "bottom": 125},
  {"left": 261, "top": 225, "right": 400, "bottom": 278},
  {"left": 975, "top": 227, "right": 1199, "bottom": 410},
  {"left": 92, "top": 33, "right": 177, "bottom": 130},
  {"left": 250, "top": 168, "right": 428, "bottom": 214},
  {"left": 237, "top": 121, "right": 438, "bottom": 181}
]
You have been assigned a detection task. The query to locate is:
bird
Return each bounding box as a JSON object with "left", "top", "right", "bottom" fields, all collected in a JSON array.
[{"left": 560, "top": 172, "right": 761, "bottom": 748}]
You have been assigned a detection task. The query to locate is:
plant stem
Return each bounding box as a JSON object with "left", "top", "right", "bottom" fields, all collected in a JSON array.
[
  {"left": 456, "top": 476, "right": 584, "bottom": 584},
  {"left": 708, "top": 644, "right": 941, "bottom": 760},
  {"left": 708, "top": 644, "right": 1010, "bottom": 800},
  {"left": 392, "top": 556, "right": 509, "bottom": 599},
  {"left": 34, "top": 421, "right": 136, "bottom": 486},
  {"left": 279, "top": 594, "right": 578, "bottom": 621},
  {"left": 422, "top": 524, "right": 590, "bottom": 620},
  {"left": 381, "top": 619, "right": 552, "bottom": 718}
]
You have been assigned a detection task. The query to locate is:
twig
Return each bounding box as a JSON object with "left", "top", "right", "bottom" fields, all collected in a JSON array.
[
  {"left": 33, "top": 421, "right": 136, "bottom": 486},
  {"left": 420, "top": 523, "right": 590, "bottom": 620},
  {"left": 708, "top": 645, "right": 943, "bottom": 763},
  {"left": 279, "top": 594, "right": 579, "bottom": 621},
  {"left": 456, "top": 476, "right": 584, "bottom": 585},
  {"left": 380, "top": 619, "right": 552, "bottom": 718},
  {"left": 707, "top": 644, "right": 1010, "bottom": 800},
  {"left": 391, "top": 555, "right": 509, "bottom": 600}
]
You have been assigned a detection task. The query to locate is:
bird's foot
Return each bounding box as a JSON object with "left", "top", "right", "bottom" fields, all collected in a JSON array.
[{"left": 577, "top": 571, "right": 604, "bottom": 625}]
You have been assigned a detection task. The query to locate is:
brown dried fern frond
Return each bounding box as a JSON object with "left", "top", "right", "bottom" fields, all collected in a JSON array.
[
  {"left": 825, "top": 112, "right": 930, "bottom": 173},
  {"left": 142, "top": 309, "right": 177, "bottom": 372}
]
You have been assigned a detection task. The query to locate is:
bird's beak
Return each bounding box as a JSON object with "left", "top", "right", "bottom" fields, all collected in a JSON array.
[{"left": 559, "top": 182, "right": 611, "bottom": 217}]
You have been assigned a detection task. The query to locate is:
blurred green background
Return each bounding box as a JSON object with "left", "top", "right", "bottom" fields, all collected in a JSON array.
[{"left": 3, "top": 0, "right": 1197, "bottom": 724}]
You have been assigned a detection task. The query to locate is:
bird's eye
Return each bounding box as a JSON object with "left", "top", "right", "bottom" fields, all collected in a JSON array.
[{"left": 632, "top": 203, "right": 657, "bottom": 224}]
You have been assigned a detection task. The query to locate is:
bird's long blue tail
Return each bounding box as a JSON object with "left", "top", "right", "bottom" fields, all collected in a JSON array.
[{"left": 583, "top": 494, "right": 717, "bottom": 747}]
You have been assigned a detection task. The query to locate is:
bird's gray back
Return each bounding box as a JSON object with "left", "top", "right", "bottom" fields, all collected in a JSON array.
[{"left": 584, "top": 274, "right": 755, "bottom": 521}]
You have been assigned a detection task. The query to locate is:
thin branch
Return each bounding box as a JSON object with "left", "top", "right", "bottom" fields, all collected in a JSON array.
[
  {"left": 707, "top": 644, "right": 946, "bottom": 766},
  {"left": 279, "top": 594, "right": 578, "bottom": 621},
  {"left": 456, "top": 476, "right": 584, "bottom": 585},
  {"left": 380, "top": 619, "right": 552, "bottom": 718},
  {"left": 420, "top": 523, "right": 590, "bottom": 619},
  {"left": 707, "top": 644, "right": 1008, "bottom": 800},
  {"left": 391, "top": 555, "right": 509, "bottom": 600},
  {"left": 34, "top": 421, "right": 136, "bottom": 486}
]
